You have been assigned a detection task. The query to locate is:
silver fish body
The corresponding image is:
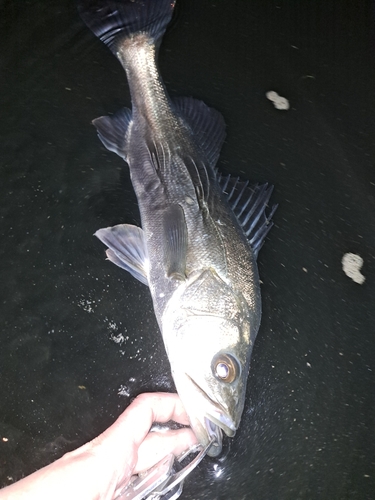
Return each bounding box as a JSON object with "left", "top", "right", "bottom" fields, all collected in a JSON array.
[{"left": 79, "top": 0, "right": 275, "bottom": 456}]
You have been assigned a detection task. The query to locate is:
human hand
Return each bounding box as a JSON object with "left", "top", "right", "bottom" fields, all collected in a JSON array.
[
  {"left": 0, "top": 392, "right": 198, "bottom": 500},
  {"left": 90, "top": 392, "right": 198, "bottom": 495}
]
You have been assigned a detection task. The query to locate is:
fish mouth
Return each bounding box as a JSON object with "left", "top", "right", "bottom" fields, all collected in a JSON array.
[{"left": 187, "top": 375, "right": 237, "bottom": 457}]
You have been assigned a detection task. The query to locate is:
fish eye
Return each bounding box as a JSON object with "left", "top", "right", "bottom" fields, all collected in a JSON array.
[{"left": 212, "top": 354, "right": 239, "bottom": 383}]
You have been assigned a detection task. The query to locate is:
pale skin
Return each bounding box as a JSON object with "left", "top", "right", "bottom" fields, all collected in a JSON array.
[{"left": 0, "top": 393, "right": 198, "bottom": 500}]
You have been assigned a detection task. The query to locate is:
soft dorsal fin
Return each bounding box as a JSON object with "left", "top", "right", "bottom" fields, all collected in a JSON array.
[
  {"left": 173, "top": 97, "right": 226, "bottom": 168},
  {"left": 218, "top": 173, "right": 277, "bottom": 258},
  {"left": 92, "top": 107, "right": 132, "bottom": 160},
  {"left": 95, "top": 224, "right": 149, "bottom": 285}
]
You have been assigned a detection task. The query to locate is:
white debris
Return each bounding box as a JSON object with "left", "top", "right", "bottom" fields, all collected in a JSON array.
[
  {"left": 110, "top": 333, "right": 125, "bottom": 345},
  {"left": 266, "top": 90, "right": 290, "bottom": 110},
  {"left": 341, "top": 253, "right": 365, "bottom": 284},
  {"left": 107, "top": 321, "right": 118, "bottom": 331},
  {"left": 118, "top": 385, "right": 130, "bottom": 397},
  {"left": 77, "top": 298, "right": 95, "bottom": 313}
]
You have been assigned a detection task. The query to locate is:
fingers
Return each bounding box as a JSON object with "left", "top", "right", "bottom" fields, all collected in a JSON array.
[
  {"left": 108, "top": 393, "right": 191, "bottom": 448},
  {"left": 89, "top": 392, "right": 196, "bottom": 489},
  {"left": 134, "top": 428, "right": 198, "bottom": 474},
  {"left": 95, "top": 392, "right": 189, "bottom": 458},
  {"left": 130, "top": 393, "right": 191, "bottom": 426}
]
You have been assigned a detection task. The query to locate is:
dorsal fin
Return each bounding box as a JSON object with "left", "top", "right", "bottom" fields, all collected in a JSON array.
[
  {"left": 173, "top": 97, "right": 226, "bottom": 168},
  {"left": 218, "top": 173, "right": 277, "bottom": 258}
]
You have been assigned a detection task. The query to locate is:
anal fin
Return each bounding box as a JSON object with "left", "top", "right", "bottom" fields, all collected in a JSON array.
[
  {"left": 95, "top": 224, "right": 149, "bottom": 286},
  {"left": 92, "top": 107, "right": 132, "bottom": 160}
]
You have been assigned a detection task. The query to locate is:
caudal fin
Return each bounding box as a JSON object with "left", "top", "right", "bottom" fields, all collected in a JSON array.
[{"left": 78, "top": 0, "right": 176, "bottom": 53}]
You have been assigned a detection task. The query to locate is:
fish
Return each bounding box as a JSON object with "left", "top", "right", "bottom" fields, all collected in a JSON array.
[{"left": 78, "top": 0, "right": 276, "bottom": 457}]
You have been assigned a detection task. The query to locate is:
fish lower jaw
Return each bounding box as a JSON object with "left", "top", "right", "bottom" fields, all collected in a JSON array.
[
  {"left": 204, "top": 417, "right": 223, "bottom": 457},
  {"left": 203, "top": 413, "right": 237, "bottom": 457},
  {"left": 205, "top": 412, "right": 237, "bottom": 438},
  {"left": 185, "top": 374, "right": 237, "bottom": 453}
]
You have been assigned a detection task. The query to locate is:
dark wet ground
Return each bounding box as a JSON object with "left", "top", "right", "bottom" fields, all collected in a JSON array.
[{"left": 1, "top": 0, "right": 375, "bottom": 498}]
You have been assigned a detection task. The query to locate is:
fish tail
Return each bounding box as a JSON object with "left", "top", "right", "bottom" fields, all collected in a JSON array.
[{"left": 78, "top": 0, "right": 176, "bottom": 54}]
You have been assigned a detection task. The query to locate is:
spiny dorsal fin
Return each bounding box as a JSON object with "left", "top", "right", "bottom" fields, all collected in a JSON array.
[{"left": 218, "top": 173, "right": 277, "bottom": 258}]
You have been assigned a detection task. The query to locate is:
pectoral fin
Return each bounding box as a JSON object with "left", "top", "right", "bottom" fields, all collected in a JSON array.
[
  {"left": 95, "top": 224, "right": 149, "bottom": 286},
  {"left": 163, "top": 204, "right": 188, "bottom": 280}
]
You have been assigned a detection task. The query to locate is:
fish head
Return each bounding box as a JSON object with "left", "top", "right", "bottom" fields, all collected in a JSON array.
[{"left": 161, "top": 269, "right": 255, "bottom": 457}]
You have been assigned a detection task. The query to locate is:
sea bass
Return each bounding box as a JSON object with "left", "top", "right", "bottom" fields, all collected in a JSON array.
[{"left": 78, "top": 0, "right": 276, "bottom": 457}]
